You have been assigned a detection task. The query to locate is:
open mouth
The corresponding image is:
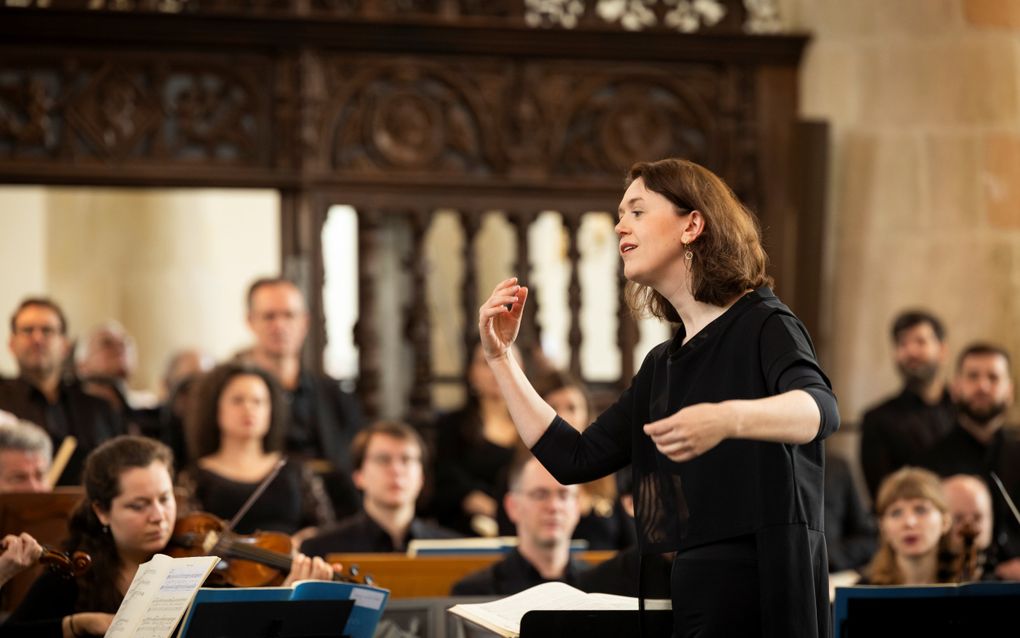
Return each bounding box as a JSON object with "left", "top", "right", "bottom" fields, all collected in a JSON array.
[{"left": 620, "top": 244, "right": 637, "bottom": 255}]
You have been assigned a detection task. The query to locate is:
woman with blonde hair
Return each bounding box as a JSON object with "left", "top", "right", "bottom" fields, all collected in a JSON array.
[{"left": 863, "top": 466, "right": 952, "bottom": 585}]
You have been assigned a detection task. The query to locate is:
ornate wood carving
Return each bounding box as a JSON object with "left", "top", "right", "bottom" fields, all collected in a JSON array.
[
  {"left": 0, "top": 4, "right": 814, "bottom": 420},
  {"left": 458, "top": 208, "right": 482, "bottom": 373},
  {"left": 403, "top": 207, "right": 433, "bottom": 426},
  {"left": 561, "top": 209, "right": 584, "bottom": 379},
  {"left": 354, "top": 209, "right": 382, "bottom": 418}
]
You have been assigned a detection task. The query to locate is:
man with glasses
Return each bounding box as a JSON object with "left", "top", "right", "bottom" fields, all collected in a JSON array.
[
  {"left": 452, "top": 454, "right": 587, "bottom": 595},
  {"left": 300, "top": 420, "right": 456, "bottom": 555},
  {"left": 0, "top": 298, "right": 121, "bottom": 484}
]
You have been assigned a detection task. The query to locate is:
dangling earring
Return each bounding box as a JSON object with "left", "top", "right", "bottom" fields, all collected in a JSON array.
[
  {"left": 683, "top": 242, "right": 694, "bottom": 261},
  {"left": 102, "top": 524, "right": 110, "bottom": 535}
]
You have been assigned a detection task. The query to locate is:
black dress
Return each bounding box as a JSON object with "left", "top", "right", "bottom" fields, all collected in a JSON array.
[
  {"left": 177, "top": 459, "right": 334, "bottom": 535},
  {"left": 432, "top": 407, "right": 517, "bottom": 535},
  {"left": 530, "top": 288, "right": 838, "bottom": 638}
]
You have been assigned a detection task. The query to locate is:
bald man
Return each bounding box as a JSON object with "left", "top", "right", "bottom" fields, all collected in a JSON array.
[{"left": 942, "top": 475, "right": 993, "bottom": 580}]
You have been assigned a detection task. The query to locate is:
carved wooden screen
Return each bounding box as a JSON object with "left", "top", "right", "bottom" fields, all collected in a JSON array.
[{"left": 0, "top": 1, "right": 817, "bottom": 422}]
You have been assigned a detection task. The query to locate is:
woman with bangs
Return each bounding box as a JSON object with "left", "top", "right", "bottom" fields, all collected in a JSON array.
[
  {"left": 861, "top": 467, "right": 953, "bottom": 585},
  {"left": 477, "top": 158, "right": 839, "bottom": 637}
]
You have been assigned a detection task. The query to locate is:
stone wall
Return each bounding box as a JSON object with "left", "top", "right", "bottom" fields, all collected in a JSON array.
[{"left": 794, "top": 0, "right": 1020, "bottom": 428}]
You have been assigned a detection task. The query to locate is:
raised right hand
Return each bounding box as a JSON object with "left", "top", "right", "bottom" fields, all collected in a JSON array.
[{"left": 478, "top": 277, "right": 528, "bottom": 360}]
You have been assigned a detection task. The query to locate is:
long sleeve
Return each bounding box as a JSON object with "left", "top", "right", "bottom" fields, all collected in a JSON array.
[{"left": 1, "top": 571, "right": 78, "bottom": 638}]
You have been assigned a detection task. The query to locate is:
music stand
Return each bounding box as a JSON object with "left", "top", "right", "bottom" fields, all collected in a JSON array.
[
  {"left": 519, "top": 609, "right": 672, "bottom": 638},
  {"left": 181, "top": 599, "right": 355, "bottom": 638}
]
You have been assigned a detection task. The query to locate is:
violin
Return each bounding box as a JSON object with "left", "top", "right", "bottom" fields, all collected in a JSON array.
[
  {"left": 38, "top": 546, "right": 92, "bottom": 579},
  {"left": 167, "top": 512, "right": 369, "bottom": 587},
  {"left": 952, "top": 521, "right": 982, "bottom": 583},
  {"left": 1, "top": 535, "right": 91, "bottom": 579}
]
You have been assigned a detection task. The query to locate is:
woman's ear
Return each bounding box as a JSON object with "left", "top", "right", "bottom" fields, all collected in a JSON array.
[
  {"left": 683, "top": 210, "right": 705, "bottom": 244},
  {"left": 941, "top": 512, "right": 953, "bottom": 535},
  {"left": 92, "top": 502, "right": 110, "bottom": 527}
]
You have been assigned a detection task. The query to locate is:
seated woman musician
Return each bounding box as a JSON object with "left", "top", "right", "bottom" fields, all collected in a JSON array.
[
  {"left": 2, "top": 435, "right": 334, "bottom": 638},
  {"left": 177, "top": 363, "right": 334, "bottom": 540},
  {"left": 859, "top": 466, "right": 953, "bottom": 586}
]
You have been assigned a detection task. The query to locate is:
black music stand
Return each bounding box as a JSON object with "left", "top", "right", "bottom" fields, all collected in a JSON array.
[
  {"left": 181, "top": 599, "right": 355, "bottom": 638},
  {"left": 519, "top": 609, "right": 672, "bottom": 638}
]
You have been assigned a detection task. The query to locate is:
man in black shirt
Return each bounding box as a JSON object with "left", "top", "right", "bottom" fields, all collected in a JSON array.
[
  {"left": 301, "top": 421, "right": 455, "bottom": 555},
  {"left": 244, "top": 277, "right": 364, "bottom": 516},
  {"left": 0, "top": 298, "right": 121, "bottom": 484},
  {"left": 920, "top": 343, "right": 1020, "bottom": 580},
  {"left": 452, "top": 455, "right": 587, "bottom": 595},
  {"left": 860, "top": 310, "right": 955, "bottom": 501}
]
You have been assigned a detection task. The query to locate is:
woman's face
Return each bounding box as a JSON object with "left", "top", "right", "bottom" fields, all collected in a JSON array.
[
  {"left": 217, "top": 374, "right": 272, "bottom": 442},
  {"left": 615, "top": 177, "right": 695, "bottom": 288},
  {"left": 94, "top": 461, "right": 176, "bottom": 563},
  {"left": 545, "top": 386, "right": 590, "bottom": 430},
  {"left": 880, "top": 497, "right": 949, "bottom": 559}
]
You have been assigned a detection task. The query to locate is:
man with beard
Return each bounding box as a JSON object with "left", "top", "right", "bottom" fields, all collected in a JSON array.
[
  {"left": 920, "top": 344, "right": 1020, "bottom": 579},
  {"left": 0, "top": 298, "right": 121, "bottom": 484},
  {"left": 860, "top": 310, "right": 955, "bottom": 501}
]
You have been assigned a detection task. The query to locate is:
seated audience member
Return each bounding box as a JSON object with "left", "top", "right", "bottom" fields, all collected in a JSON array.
[
  {"left": 4, "top": 435, "right": 334, "bottom": 637},
  {"left": 434, "top": 343, "right": 523, "bottom": 536},
  {"left": 859, "top": 467, "right": 952, "bottom": 585},
  {"left": 75, "top": 321, "right": 157, "bottom": 410},
  {"left": 576, "top": 471, "right": 671, "bottom": 597},
  {"left": 154, "top": 348, "right": 214, "bottom": 467},
  {"left": 942, "top": 474, "right": 994, "bottom": 580},
  {"left": 178, "top": 363, "right": 334, "bottom": 538},
  {"left": 451, "top": 454, "right": 586, "bottom": 595},
  {"left": 0, "top": 419, "right": 52, "bottom": 493},
  {"left": 824, "top": 451, "right": 877, "bottom": 572},
  {"left": 301, "top": 421, "right": 457, "bottom": 555},
  {"left": 0, "top": 533, "right": 42, "bottom": 589},
  {"left": 0, "top": 298, "right": 122, "bottom": 485},
  {"left": 535, "top": 370, "right": 635, "bottom": 550},
  {"left": 919, "top": 343, "right": 1020, "bottom": 580},
  {"left": 243, "top": 277, "right": 364, "bottom": 518}
]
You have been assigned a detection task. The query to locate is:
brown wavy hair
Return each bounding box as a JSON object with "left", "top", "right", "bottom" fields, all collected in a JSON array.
[
  {"left": 67, "top": 436, "right": 175, "bottom": 613},
  {"left": 185, "top": 362, "right": 287, "bottom": 461},
  {"left": 865, "top": 466, "right": 951, "bottom": 585},
  {"left": 623, "top": 158, "right": 773, "bottom": 321}
]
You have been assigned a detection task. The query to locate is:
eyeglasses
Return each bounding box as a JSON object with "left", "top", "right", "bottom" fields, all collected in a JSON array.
[
  {"left": 13, "top": 325, "right": 62, "bottom": 338},
  {"left": 365, "top": 453, "right": 421, "bottom": 467},
  {"left": 517, "top": 488, "right": 578, "bottom": 503}
]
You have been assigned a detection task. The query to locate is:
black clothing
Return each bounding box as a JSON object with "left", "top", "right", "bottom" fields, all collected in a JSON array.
[
  {"left": 0, "top": 377, "right": 122, "bottom": 484},
  {"left": 282, "top": 370, "right": 365, "bottom": 518},
  {"left": 530, "top": 287, "right": 837, "bottom": 638},
  {"left": 573, "top": 495, "right": 638, "bottom": 551},
  {"left": 433, "top": 406, "right": 517, "bottom": 535},
  {"left": 919, "top": 423, "right": 1020, "bottom": 565},
  {"left": 859, "top": 387, "right": 955, "bottom": 501},
  {"left": 450, "top": 547, "right": 589, "bottom": 596},
  {"left": 178, "top": 459, "right": 334, "bottom": 535},
  {"left": 824, "top": 453, "right": 877, "bottom": 571},
  {"left": 2, "top": 571, "right": 89, "bottom": 638},
  {"left": 300, "top": 511, "right": 459, "bottom": 555},
  {"left": 672, "top": 537, "right": 761, "bottom": 638},
  {"left": 576, "top": 546, "right": 671, "bottom": 598}
]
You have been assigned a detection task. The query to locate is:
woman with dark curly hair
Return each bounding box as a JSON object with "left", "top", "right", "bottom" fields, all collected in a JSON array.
[
  {"left": 178, "top": 363, "right": 334, "bottom": 541},
  {"left": 3, "top": 435, "right": 333, "bottom": 637}
]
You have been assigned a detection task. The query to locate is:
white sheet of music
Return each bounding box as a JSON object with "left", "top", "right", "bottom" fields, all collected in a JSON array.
[{"left": 105, "top": 553, "right": 219, "bottom": 638}]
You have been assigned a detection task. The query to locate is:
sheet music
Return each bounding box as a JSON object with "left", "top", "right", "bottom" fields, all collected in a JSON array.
[
  {"left": 105, "top": 554, "right": 219, "bottom": 638},
  {"left": 449, "top": 581, "right": 670, "bottom": 636}
]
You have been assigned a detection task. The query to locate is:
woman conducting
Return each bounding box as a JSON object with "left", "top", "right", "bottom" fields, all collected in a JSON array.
[{"left": 478, "top": 158, "right": 839, "bottom": 638}]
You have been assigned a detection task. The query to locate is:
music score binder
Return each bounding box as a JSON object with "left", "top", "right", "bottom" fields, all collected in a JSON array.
[{"left": 182, "top": 599, "right": 354, "bottom": 638}]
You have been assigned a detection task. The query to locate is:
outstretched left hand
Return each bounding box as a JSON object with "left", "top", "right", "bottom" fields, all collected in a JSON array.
[{"left": 643, "top": 402, "right": 736, "bottom": 463}]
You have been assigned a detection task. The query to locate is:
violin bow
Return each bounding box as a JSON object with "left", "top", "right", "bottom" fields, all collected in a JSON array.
[
  {"left": 989, "top": 471, "right": 1020, "bottom": 527},
  {"left": 225, "top": 458, "right": 287, "bottom": 533}
]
